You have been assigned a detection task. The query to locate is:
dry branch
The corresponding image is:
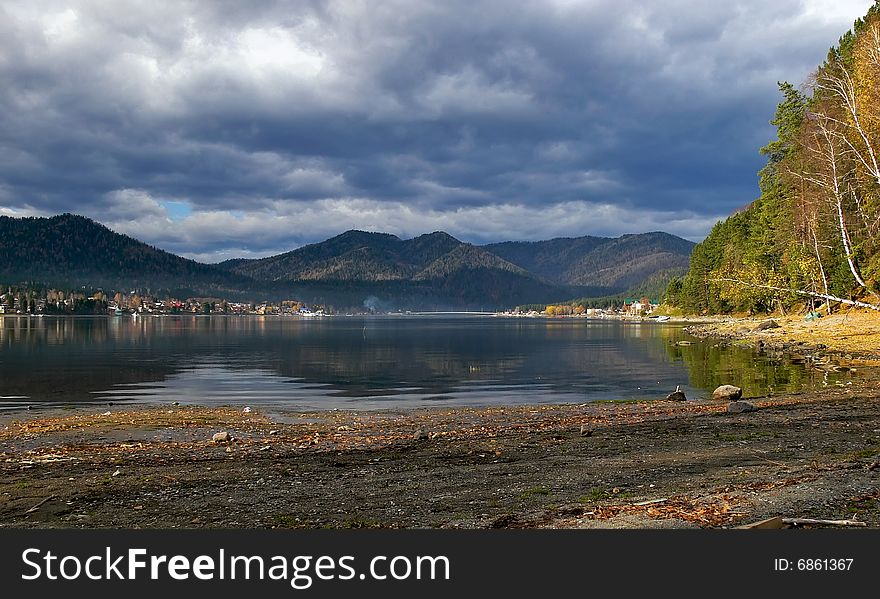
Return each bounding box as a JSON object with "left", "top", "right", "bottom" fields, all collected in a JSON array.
[{"left": 24, "top": 495, "right": 56, "bottom": 514}]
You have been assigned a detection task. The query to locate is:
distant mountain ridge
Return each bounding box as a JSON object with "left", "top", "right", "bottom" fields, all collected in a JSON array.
[
  {"left": 218, "top": 230, "right": 469, "bottom": 282},
  {"left": 0, "top": 214, "right": 253, "bottom": 297},
  {"left": 0, "top": 214, "right": 695, "bottom": 309},
  {"left": 485, "top": 232, "right": 695, "bottom": 289}
]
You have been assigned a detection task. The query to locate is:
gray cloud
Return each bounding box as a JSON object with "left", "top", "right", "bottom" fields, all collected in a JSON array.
[{"left": 0, "top": 0, "right": 875, "bottom": 260}]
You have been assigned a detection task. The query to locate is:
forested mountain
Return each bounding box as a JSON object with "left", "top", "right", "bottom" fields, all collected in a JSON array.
[
  {"left": 485, "top": 232, "right": 694, "bottom": 288},
  {"left": 483, "top": 236, "right": 609, "bottom": 281},
  {"left": 219, "top": 230, "right": 464, "bottom": 282},
  {"left": 221, "top": 228, "right": 694, "bottom": 305},
  {"left": 0, "top": 214, "right": 694, "bottom": 309},
  {"left": 220, "top": 229, "right": 571, "bottom": 306},
  {"left": 0, "top": 214, "right": 254, "bottom": 297},
  {"left": 669, "top": 4, "right": 880, "bottom": 315}
]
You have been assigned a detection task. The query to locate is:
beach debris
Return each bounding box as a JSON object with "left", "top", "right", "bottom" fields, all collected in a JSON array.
[
  {"left": 24, "top": 495, "right": 57, "bottom": 514},
  {"left": 633, "top": 498, "right": 668, "bottom": 506},
  {"left": 101, "top": 411, "right": 112, "bottom": 416},
  {"left": 112, "top": 469, "right": 121, "bottom": 476},
  {"left": 413, "top": 429, "right": 426, "bottom": 441},
  {"left": 580, "top": 425, "right": 593, "bottom": 437},
  {"left": 713, "top": 385, "right": 742, "bottom": 401},
  {"left": 243, "top": 406, "right": 252, "bottom": 413},
  {"left": 665, "top": 385, "right": 687, "bottom": 401},
  {"left": 581, "top": 494, "right": 742, "bottom": 527},
  {"left": 212, "top": 431, "right": 232, "bottom": 443},
  {"left": 754, "top": 319, "right": 780, "bottom": 331},
  {"left": 727, "top": 401, "right": 758, "bottom": 414},
  {"left": 269, "top": 430, "right": 279, "bottom": 435}
]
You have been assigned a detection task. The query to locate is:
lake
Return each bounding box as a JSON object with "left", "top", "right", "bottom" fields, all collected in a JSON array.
[{"left": 0, "top": 314, "right": 847, "bottom": 411}]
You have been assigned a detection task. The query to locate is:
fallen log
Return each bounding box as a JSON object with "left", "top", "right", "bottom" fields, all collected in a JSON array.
[{"left": 781, "top": 518, "right": 866, "bottom": 527}]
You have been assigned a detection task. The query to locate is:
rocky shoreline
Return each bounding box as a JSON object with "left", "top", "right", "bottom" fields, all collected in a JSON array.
[
  {"left": 683, "top": 314, "right": 874, "bottom": 371},
  {"left": 2, "top": 386, "right": 879, "bottom": 529}
]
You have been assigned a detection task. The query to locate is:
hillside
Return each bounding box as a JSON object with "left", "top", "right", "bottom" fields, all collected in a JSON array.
[
  {"left": 670, "top": 5, "right": 880, "bottom": 315},
  {"left": 221, "top": 230, "right": 464, "bottom": 282},
  {"left": 483, "top": 236, "right": 609, "bottom": 281},
  {"left": 0, "top": 214, "right": 253, "bottom": 297},
  {"left": 412, "top": 244, "right": 531, "bottom": 280},
  {"left": 485, "top": 232, "right": 694, "bottom": 288},
  {"left": 221, "top": 229, "right": 570, "bottom": 307}
]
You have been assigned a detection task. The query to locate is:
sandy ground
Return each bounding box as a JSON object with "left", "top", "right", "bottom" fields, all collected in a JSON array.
[{"left": 2, "top": 310, "right": 879, "bottom": 529}]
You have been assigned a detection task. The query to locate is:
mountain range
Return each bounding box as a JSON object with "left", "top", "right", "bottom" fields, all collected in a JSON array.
[{"left": 0, "top": 214, "right": 695, "bottom": 309}]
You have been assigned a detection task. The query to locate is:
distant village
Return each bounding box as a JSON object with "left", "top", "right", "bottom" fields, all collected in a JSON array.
[
  {"left": 0, "top": 287, "right": 326, "bottom": 317},
  {"left": 509, "top": 296, "right": 659, "bottom": 318},
  {"left": 1, "top": 286, "right": 658, "bottom": 318}
]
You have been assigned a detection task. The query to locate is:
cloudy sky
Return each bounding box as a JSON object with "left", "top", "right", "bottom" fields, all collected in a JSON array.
[{"left": 0, "top": 0, "right": 875, "bottom": 261}]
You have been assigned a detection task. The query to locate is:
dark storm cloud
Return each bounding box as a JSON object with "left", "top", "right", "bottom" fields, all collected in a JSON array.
[{"left": 0, "top": 0, "right": 874, "bottom": 259}]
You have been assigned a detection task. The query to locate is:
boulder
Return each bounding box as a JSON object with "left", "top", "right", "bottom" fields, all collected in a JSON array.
[
  {"left": 713, "top": 385, "right": 743, "bottom": 401},
  {"left": 212, "top": 431, "right": 231, "bottom": 443},
  {"left": 666, "top": 385, "right": 687, "bottom": 401},
  {"left": 727, "top": 401, "right": 758, "bottom": 414},
  {"left": 754, "top": 319, "right": 780, "bottom": 331}
]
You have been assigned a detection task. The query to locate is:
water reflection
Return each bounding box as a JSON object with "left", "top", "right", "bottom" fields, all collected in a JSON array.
[{"left": 0, "top": 315, "right": 849, "bottom": 410}]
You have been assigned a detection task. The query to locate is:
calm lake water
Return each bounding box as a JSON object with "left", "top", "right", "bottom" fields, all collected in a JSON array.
[{"left": 0, "top": 315, "right": 847, "bottom": 411}]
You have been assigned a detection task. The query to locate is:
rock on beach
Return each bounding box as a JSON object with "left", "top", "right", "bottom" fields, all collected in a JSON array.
[
  {"left": 727, "top": 401, "right": 758, "bottom": 414},
  {"left": 754, "top": 319, "right": 780, "bottom": 331},
  {"left": 713, "top": 385, "right": 743, "bottom": 401}
]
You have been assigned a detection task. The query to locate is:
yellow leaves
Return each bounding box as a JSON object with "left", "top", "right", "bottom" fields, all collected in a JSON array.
[
  {"left": 853, "top": 21, "right": 880, "bottom": 137},
  {"left": 582, "top": 494, "right": 745, "bottom": 527},
  {"left": 711, "top": 262, "right": 783, "bottom": 310}
]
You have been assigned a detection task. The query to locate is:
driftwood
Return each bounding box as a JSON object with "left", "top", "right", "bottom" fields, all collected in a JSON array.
[
  {"left": 737, "top": 516, "right": 866, "bottom": 529},
  {"left": 782, "top": 517, "right": 866, "bottom": 527}
]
